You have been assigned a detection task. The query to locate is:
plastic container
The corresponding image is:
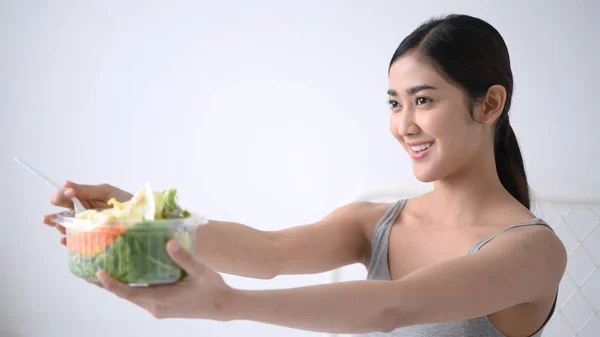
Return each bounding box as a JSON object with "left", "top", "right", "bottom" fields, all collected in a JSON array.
[{"left": 53, "top": 210, "right": 208, "bottom": 287}]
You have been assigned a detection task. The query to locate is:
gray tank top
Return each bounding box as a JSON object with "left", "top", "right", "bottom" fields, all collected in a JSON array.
[{"left": 358, "top": 199, "right": 557, "bottom": 337}]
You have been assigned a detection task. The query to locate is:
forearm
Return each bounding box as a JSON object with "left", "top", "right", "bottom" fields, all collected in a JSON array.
[
  {"left": 193, "top": 220, "right": 281, "bottom": 279},
  {"left": 225, "top": 280, "right": 403, "bottom": 334}
]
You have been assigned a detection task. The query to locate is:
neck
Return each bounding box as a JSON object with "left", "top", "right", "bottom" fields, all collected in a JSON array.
[{"left": 429, "top": 154, "right": 509, "bottom": 224}]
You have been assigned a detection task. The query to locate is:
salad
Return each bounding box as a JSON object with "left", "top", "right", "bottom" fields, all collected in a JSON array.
[{"left": 64, "top": 183, "right": 197, "bottom": 285}]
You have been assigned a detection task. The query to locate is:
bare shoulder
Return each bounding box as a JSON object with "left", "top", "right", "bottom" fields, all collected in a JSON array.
[
  {"left": 476, "top": 219, "right": 568, "bottom": 298},
  {"left": 324, "top": 201, "right": 395, "bottom": 227},
  {"left": 480, "top": 221, "right": 566, "bottom": 261},
  {"left": 323, "top": 201, "right": 399, "bottom": 263},
  {"left": 483, "top": 199, "right": 567, "bottom": 270}
]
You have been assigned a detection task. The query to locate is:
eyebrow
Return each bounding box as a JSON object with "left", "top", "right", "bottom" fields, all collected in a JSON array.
[{"left": 387, "top": 84, "right": 437, "bottom": 96}]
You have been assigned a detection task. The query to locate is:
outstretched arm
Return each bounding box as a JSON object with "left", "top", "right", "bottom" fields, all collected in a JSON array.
[
  {"left": 225, "top": 225, "right": 566, "bottom": 334},
  {"left": 193, "top": 202, "right": 376, "bottom": 279},
  {"left": 44, "top": 181, "right": 377, "bottom": 281},
  {"left": 94, "top": 220, "right": 565, "bottom": 334}
]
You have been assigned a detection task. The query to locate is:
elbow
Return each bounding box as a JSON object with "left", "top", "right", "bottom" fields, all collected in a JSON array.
[
  {"left": 374, "top": 306, "right": 420, "bottom": 333},
  {"left": 254, "top": 249, "right": 283, "bottom": 280},
  {"left": 372, "top": 285, "right": 422, "bottom": 333},
  {"left": 374, "top": 307, "right": 403, "bottom": 333},
  {"left": 256, "top": 270, "right": 279, "bottom": 280},
  {"left": 266, "top": 235, "right": 286, "bottom": 280},
  {"left": 247, "top": 258, "right": 281, "bottom": 279},
  {"left": 356, "top": 302, "right": 405, "bottom": 334},
  {"left": 341, "top": 308, "right": 399, "bottom": 334}
]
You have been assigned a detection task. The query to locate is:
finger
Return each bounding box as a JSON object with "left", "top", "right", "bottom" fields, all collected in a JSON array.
[
  {"left": 63, "top": 181, "right": 110, "bottom": 200},
  {"left": 42, "top": 214, "right": 56, "bottom": 226},
  {"left": 50, "top": 188, "right": 75, "bottom": 208},
  {"left": 97, "top": 271, "right": 148, "bottom": 302},
  {"left": 166, "top": 240, "right": 206, "bottom": 278},
  {"left": 56, "top": 224, "right": 66, "bottom": 235},
  {"left": 43, "top": 214, "right": 67, "bottom": 235},
  {"left": 86, "top": 279, "right": 104, "bottom": 288},
  {"left": 60, "top": 237, "right": 66, "bottom": 246}
]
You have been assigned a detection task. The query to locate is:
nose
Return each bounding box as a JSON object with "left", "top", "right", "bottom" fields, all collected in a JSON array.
[{"left": 394, "top": 109, "right": 420, "bottom": 137}]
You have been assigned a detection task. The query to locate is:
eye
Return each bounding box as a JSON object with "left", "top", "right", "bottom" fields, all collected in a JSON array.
[
  {"left": 388, "top": 100, "right": 401, "bottom": 109},
  {"left": 415, "top": 97, "right": 432, "bottom": 105}
]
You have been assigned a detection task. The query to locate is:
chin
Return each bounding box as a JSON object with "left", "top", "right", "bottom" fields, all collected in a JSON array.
[
  {"left": 412, "top": 166, "right": 443, "bottom": 183},
  {"left": 413, "top": 171, "right": 436, "bottom": 183}
]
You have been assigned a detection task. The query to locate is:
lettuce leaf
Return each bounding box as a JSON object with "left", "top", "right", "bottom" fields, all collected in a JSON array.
[{"left": 160, "top": 189, "right": 190, "bottom": 219}]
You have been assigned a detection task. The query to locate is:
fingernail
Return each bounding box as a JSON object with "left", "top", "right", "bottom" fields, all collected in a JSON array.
[
  {"left": 64, "top": 189, "right": 74, "bottom": 197},
  {"left": 168, "top": 240, "right": 181, "bottom": 254}
]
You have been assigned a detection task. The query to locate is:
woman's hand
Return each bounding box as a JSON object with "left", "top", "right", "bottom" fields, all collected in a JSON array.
[
  {"left": 92, "top": 240, "right": 235, "bottom": 321},
  {"left": 42, "top": 181, "right": 133, "bottom": 245}
]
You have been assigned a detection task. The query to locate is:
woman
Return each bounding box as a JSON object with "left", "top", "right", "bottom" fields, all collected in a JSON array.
[{"left": 43, "top": 14, "right": 566, "bottom": 337}]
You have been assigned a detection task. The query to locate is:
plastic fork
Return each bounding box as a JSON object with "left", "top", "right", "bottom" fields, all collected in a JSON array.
[{"left": 14, "top": 157, "right": 86, "bottom": 213}]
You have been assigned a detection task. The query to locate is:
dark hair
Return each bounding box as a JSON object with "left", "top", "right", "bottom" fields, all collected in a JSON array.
[{"left": 389, "top": 14, "right": 530, "bottom": 209}]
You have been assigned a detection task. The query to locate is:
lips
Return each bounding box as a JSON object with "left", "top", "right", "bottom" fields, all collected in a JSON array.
[
  {"left": 406, "top": 141, "right": 434, "bottom": 160},
  {"left": 410, "top": 143, "right": 432, "bottom": 153}
]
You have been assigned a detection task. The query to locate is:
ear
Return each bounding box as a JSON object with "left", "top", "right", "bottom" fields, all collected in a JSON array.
[{"left": 475, "top": 84, "right": 506, "bottom": 125}]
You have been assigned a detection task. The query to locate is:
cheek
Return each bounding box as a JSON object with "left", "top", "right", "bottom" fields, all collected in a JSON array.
[
  {"left": 389, "top": 116, "right": 408, "bottom": 150},
  {"left": 389, "top": 115, "right": 400, "bottom": 137},
  {"left": 441, "top": 125, "right": 481, "bottom": 161},
  {"left": 422, "top": 114, "right": 470, "bottom": 156}
]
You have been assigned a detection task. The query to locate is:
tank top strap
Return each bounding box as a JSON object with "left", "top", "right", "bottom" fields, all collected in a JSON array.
[
  {"left": 366, "top": 199, "right": 407, "bottom": 280},
  {"left": 467, "top": 218, "right": 553, "bottom": 254}
]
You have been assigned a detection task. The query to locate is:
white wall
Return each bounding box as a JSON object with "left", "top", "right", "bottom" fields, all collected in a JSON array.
[{"left": 1, "top": 1, "right": 598, "bottom": 337}]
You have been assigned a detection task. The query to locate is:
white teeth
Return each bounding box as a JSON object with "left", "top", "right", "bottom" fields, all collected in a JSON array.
[{"left": 410, "top": 143, "right": 432, "bottom": 152}]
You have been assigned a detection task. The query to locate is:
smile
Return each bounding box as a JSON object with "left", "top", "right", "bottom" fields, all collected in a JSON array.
[
  {"left": 410, "top": 143, "right": 432, "bottom": 152},
  {"left": 408, "top": 142, "right": 434, "bottom": 160}
]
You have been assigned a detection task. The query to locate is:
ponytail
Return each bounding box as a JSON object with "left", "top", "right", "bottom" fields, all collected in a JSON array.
[{"left": 494, "top": 114, "right": 530, "bottom": 209}]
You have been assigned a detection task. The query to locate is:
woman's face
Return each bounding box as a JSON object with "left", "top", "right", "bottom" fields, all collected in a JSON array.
[{"left": 387, "top": 52, "right": 490, "bottom": 182}]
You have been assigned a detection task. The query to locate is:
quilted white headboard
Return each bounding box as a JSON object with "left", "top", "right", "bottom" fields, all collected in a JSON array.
[{"left": 323, "top": 186, "right": 600, "bottom": 337}]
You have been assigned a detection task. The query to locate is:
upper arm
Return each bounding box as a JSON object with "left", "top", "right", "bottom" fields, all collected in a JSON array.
[
  {"left": 273, "top": 202, "right": 384, "bottom": 276},
  {"left": 385, "top": 225, "right": 567, "bottom": 327}
]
